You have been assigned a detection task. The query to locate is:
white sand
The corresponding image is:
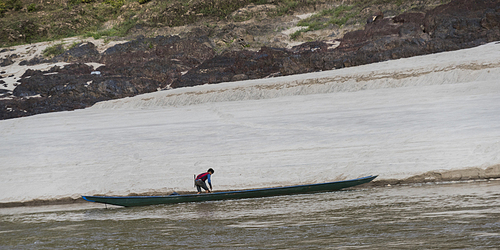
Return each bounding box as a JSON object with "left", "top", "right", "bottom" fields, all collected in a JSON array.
[{"left": 1, "top": 42, "right": 500, "bottom": 203}]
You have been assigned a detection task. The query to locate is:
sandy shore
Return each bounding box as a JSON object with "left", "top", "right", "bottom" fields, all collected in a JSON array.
[{"left": 1, "top": 41, "right": 500, "bottom": 206}]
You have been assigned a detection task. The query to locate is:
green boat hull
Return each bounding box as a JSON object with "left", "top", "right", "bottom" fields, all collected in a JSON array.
[{"left": 82, "top": 175, "right": 377, "bottom": 207}]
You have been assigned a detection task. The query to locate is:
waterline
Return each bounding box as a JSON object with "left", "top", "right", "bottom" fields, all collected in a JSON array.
[{"left": 1, "top": 181, "right": 499, "bottom": 249}]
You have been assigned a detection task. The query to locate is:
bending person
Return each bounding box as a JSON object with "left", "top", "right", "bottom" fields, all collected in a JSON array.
[{"left": 195, "top": 168, "right": 214, "bottom": 194}]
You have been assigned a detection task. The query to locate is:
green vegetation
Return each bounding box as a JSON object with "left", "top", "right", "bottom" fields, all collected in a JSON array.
[
  {"left": 288, "top": 0, "right": 444, "bottom": 40},
  {"left": 0, "top": 0, "right": 314, "bottom": 47},
  {"left": 42, "top": 43, "right": 65, "bottom": 58},
  {"left": 26, "top": 3, "right": 36, "bottom": 12},
  {"left": 0, "top": 0, "right": 134, "bottom": 46},
  {"left": 0, "top": 2, "right": 5, "bottom": 15},
  {"left": 0, "top": 0, "right": 451, "bottom": 47},
  {"left": 84, "top": 14, "right": 138, "bottom": 39},
  {"left": 292, "top": 5, "right": 357, "bottom": 40},
  {"left": 0, "top": 0, "right": 22, "bottom": 16},
  {"left": 274, "top": 0, "right": 299, "bottom": 16},
  {"left": 104, "top": 0, "right": 124, "bottom": 8}
]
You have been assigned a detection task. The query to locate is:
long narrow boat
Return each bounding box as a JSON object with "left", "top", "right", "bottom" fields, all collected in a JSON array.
[{"left": 82, "top": 175, "right": 377, "bottom": 207}]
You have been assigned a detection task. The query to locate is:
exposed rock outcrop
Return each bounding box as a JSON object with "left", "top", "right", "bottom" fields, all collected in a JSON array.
[
  {"left": 173, "top": 0, "right": 500, "bottom": 87},
  {"left": 1, "top": 0, "right": 499, "bottom": 120}
]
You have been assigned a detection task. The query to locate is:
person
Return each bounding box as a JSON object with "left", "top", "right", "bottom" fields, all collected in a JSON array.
[{"left": 195, "top": 168, "right": 214, "bottom": 194}]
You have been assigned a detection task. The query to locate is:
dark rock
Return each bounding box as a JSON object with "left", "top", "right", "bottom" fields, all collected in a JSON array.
[
  {"left": 20, "top": 42, "right": 101, "bottom": 66},
  {"left": 232, "top": 74, "right": 249, "bottom": 81},
  {"left": 171, "top": 47, "right": 290, "bottom": 88},
  {"left": 2, "top": 0, "right": 500, "bottom": 120},
  {"left": 57, "top": 63, "right": 93, "bottom": 75},
  {"left": 424, "top": 0, "right": 500, "bottom": 43},
  {"left": 393, "top": 12, "right": 425, "bottom": 25},
  {"left": 19, "top": 56, "right": 48, "bottom": 66},
  {"left": 0, "top": 48, "right": 15, "bottom": 53},
  {"left": 3, "top": 34, "right": 215, "bottom": 119},
  {"left": 5, "top": 62, "right": 163, "bottom": 118},
  {"left": 52, "top": 42, "right": 101, "bottom": 63},
  {"left": 481, "top": 9, "right": 500, "bottom": 29},
  {"left": 367, "top": 12, "right": 384, "bottom": 24},
  {"left": 0, "top": 54, "right": 18, "bottom": 67},
  {"left": 290, "top": 41, "right": 329, "bottom": 53},
  {"left": 99, "top": 35, "right": 215, "bottom": 85}
]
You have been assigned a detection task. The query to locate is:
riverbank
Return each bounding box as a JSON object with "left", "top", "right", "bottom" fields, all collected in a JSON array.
[
  {"left": 3, "top": 0, "right": 500, "bottom": 120},
  {"left": 1, "top": 172, "right": 500, "bottom": 208},
  {"left": 1, "top": 42, "right": 500, "bottom": 207},
  {"left": 1, "top": 180, "right": 499, "bottom": 249}
]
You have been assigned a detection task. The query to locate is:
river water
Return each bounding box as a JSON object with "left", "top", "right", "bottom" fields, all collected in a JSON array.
[{"left": 1, "top": 180, "right": 499, "bottom": 249}]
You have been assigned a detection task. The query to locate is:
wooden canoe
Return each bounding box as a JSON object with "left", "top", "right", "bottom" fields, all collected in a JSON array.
[{"left": 82, "top": 175, "right": 377, "bottom": 207}]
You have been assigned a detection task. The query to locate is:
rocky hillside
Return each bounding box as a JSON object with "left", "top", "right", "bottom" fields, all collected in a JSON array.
[
  {"left": 1, "top": 0, "right": 450, "bottom": 49},
  {"left": 1, "top": 0, "right": 499, "bottom": 119}
]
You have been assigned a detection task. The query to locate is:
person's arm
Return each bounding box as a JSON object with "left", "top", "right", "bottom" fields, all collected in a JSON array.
[{"left": 207, "top": 174, "right": 213, "bottom": 190}]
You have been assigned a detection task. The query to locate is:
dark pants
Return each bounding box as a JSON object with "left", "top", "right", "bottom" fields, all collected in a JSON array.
[{"left": 195, "top": 179, "right": 209, "bottom": 193}]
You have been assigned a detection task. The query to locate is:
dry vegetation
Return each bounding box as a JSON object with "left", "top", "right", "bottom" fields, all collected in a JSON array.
[{"left": 0, "top": 0, "right": 450, "bottom": 48}]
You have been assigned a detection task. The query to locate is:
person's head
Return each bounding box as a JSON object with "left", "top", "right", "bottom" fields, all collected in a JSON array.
[{"left": 207, "top": 168, "right": 214, "bottom": 174}]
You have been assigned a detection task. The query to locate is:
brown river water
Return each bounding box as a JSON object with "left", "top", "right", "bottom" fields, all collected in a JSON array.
[{"left": 1, "top": 180, "right": 499, "bottom": 249}]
